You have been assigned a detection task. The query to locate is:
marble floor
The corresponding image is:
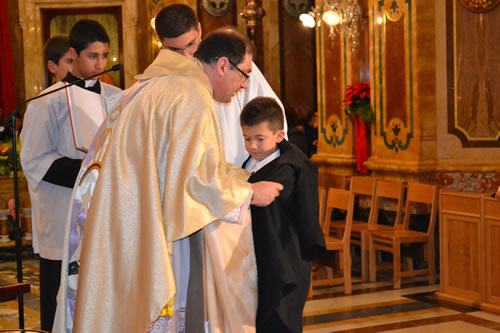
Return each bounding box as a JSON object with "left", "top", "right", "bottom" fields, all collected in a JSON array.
[
  {"left": 305, "top": 274, "right": 500, "bottom": 332},
  {"left": 1, "top": 258, "right": 500, "bottom": 332}
]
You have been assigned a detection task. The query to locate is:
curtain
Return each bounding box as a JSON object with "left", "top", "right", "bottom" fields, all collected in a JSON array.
[{"left": 0, "top": 0, "right": 18, "bottom": 121}]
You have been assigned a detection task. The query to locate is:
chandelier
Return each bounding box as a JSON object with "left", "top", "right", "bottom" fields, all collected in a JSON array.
[{"left": 299, "top": 0, "right": 362, "bottom": 50}]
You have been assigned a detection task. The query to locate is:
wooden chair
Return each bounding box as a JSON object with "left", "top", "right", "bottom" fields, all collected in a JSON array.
[
  {"left": 318, "top": 173, "right": 349, "bottom": 226},
  {"left": 363, "top": 180, "right": 405, "bottom": 281},
  {"left": 368, "top": 183, "right": 438, "bottom": 288},
  {"left": 310, "top": 188, "right": 355, "bottom": 296},
  {"left": 0, "top": 282, "right": 48, "bottom": 332},
  {"left": 331, "top": 176, "right": 376, "bottom": 280},
  {"left": 0, "top": 282, "right": 30, "bottom": 303}
]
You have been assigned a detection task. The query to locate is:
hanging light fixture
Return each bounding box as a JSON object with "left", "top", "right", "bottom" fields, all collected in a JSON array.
[{"left": 300, "top": 0, "right": 362, "bottom": 50}]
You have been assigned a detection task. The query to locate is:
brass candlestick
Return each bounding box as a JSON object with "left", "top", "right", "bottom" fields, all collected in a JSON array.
[{"left": 240, "top": 0, "right": 265, "bottom": 40}]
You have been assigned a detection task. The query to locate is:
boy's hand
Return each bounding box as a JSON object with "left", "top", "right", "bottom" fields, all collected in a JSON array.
[{"left": 251, "top": 181, "right": 283, "bottom": 207}]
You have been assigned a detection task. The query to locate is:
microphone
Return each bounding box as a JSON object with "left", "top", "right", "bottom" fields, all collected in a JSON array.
[{"left": 0, "top": 64, "right": 122, "bottom": 134}]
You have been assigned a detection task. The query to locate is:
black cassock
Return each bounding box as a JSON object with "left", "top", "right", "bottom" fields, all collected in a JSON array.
[{"left": 243, "top": 140, "right": 326, "bottom": 333}]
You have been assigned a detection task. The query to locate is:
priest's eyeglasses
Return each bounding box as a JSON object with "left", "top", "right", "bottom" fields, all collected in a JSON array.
[{"left": 216, "top": 57, "right": 250, "bottom": 82}]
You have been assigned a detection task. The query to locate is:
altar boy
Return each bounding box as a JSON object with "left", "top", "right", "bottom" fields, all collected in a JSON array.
[
  {"left": 240, "top": 97, "right": 326, "bottom": 332},
  {"left": 20, "top": 19, "right": 121, "bottom": 331}
]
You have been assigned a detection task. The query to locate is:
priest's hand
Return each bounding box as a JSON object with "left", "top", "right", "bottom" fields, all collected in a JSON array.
[{"left": 251, "top": 181, "right": 283, "bottom": 207}]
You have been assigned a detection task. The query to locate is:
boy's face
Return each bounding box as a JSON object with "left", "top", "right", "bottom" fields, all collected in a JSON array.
[
  {"left": 48, "top": 50, "right": 73, "bottom": 82},
  {"left": 70, "top": 41, "right": 110, "bottom": 78},
  {"left": 161, "top": 24, "right": 202, "bottom": 57},
  {"left": 242, "top": 121, "right": 285, "bottom": 162}
]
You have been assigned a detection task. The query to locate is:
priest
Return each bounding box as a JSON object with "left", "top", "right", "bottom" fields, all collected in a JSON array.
[{"left": 54, "top": 28, "right": 282, "bottom": 333}]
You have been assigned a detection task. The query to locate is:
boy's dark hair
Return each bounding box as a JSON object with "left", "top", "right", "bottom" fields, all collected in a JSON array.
[
  {"left": 240, "top": 97, "right": 284, "bottom": 132},
  {"left": 194, "top": 27, "right": 252, "bottom": 67},
  {"left": 155, "top": 4, "right": 198, "bottom": 39},
  {"left": 69, "top": 20, "right": 110, "bottom": 55},
  {"left": 44, "top": 35, "right": 70, "bottom": 65}
]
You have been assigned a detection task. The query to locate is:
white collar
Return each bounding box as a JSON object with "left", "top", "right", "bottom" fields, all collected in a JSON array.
[
  {"left": 245, "top": 148, "right": 280, "bottom": 174},
  {"left": 84, "top": 79, "right": 98, "bottom": 88}
]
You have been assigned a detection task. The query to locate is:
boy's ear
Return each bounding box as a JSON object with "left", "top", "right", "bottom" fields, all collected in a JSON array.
[
  {"left": 47, "top": 60, "right": 57, "bottom": 75},
  {"left": 276, "top": 129, "right": 285, "bottom": 143},
  {"left": 69, "top": 47, "right": 78, "bottom": 59},
  {"left": 197, "top": 22, "right": 202, "bottom": 39}
]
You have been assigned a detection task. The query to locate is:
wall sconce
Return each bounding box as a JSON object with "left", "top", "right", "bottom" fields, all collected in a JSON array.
[{"left": 300, "top": 0, "right": 362, "bottom": 50}]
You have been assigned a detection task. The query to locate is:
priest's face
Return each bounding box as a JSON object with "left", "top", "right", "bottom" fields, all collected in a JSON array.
[
  {"left": 242, "top": 121, "right": 285, "bottom": 161},
  {"left": 70, "top": 41, "right": 110, "bottom": 78},
  {"left": 213, "top": 53, "right": 252, "bottom": 104},
  {"left": 161, "top": 25, "right": 201, "bottom": 57}
]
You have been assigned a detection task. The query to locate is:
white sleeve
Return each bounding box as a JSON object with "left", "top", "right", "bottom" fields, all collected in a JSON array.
[{"left": 20, "top": 95, "right": 65, "bottom": 191}]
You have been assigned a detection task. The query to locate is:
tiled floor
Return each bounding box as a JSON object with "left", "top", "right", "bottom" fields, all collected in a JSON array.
[
  {"left": 305, "top": 274, "right": 500, "bottom": 332},
  {"left": 1, "top": 258, "right": 500, "bottom": 332},
  {"left": 0, "top": 258, "right": 41, "bottom": 330}
]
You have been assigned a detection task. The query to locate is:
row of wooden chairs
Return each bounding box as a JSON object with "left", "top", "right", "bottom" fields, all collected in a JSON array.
[{"left": 310, "top": 175, "right": 438, "bottom": 297}]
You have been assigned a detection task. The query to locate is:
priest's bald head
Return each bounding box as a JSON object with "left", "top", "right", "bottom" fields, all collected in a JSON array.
[{"left": 195, "top": 28, "right": 253, "bottom": 104}]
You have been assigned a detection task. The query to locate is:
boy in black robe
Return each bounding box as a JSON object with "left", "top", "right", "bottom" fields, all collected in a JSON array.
[{"left": 240, "top": 97, "right": 326, "bottom": 332}]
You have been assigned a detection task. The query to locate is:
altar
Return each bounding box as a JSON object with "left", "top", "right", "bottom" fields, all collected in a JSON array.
[{"left": 436, "top": 190, "right": 500, "bottom": 314}]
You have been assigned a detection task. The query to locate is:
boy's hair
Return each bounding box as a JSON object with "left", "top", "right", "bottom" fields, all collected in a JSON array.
[
  {"left": 44, "top": 35, "right": 70, "bottom": 65},
  {"left": 155, "top": 4, "right": 198, "bottom": 39},
  {"left": 69, "top": 20, "right": 110, "bottom": 55},
  {"left": 195, "top": 27, "right": 252, "bottom": 67},
  {"left": 240, "top": 97, "right": 284, "bottom": 132}
]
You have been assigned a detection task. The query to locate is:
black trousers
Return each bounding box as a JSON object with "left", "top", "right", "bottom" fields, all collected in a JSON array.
[
  {"left": 39, "top": 257, "right": 61, "bottom": 332},
  {"left": 258, "top": 312, "right": 293, "bottom": 333}
]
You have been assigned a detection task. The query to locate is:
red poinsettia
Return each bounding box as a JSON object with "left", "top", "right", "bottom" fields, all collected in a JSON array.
[{"left": 343, "top": 82, "right": 373, "bottom": 123}]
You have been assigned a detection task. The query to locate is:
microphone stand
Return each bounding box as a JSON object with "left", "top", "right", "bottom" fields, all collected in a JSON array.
[{"left": 1, "top": 64, "right": 121, "bottom": 329}]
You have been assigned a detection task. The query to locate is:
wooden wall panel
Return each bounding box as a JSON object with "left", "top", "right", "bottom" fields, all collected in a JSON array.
[
  {"left": 484, "top": 197, "right": 500, "bottom": 312},
  {"left": 447, "top": 1, "right": 500, "bottom": 147},
  {"left": 6, "top": 0, "right": 24, "bottom": 105},
  {"left": 198, "top": 2, "right": 237, "bottom": 33},
  {"left": 278, "top": 1, "right": 316, "bottom": 121}
]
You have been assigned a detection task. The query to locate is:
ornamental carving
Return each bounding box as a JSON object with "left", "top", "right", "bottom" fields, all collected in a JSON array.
[
  {"left": 202, "top": 0, "right": 233, "bottom": 17},
  {"left": 284, "top": 0, "right": 313, "bottom": 18},
  {"left": 459, "top": 0, "right": 499, "bottom": 12}
]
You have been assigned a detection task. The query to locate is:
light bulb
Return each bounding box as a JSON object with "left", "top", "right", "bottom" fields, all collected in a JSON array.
[
  {"left": 150, "top": 17, "right": 156, "bottom": 30},
  {"left": 322, "top": 10, "right": 340, "bottom": 26},
  {"left": 300, "top": 13, "right": 316, "bottom": 28},
  {"left": 376, "top": 16, "right": 383, "bottom": 25}
]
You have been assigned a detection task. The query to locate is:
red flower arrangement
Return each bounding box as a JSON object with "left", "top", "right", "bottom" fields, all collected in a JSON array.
[
  {"left": 343, "top": 82, "right": 374, "bottom": 123},
  {"left": 343, "top": 82, "right": 372, "bottom": 173}
]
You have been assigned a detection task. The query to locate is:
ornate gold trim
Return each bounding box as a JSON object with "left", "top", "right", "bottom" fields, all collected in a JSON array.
[{"left": 459, "top": 0, "right": 499, "bottom": 12}]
